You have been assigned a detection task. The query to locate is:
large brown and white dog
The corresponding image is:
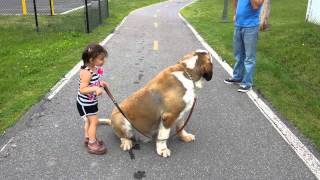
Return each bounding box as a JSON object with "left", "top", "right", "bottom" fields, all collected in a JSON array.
[{"left": 109, "top": 50, "right": 213, "bottom": 157}]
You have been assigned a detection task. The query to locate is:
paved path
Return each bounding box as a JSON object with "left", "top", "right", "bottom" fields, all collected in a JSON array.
[{"left": 0, "top": 0, "right": 317, "bottom": 179}]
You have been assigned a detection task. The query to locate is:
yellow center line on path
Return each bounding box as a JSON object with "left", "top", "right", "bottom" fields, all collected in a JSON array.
[{"left": 153, "top": 41, "right": 159, "bottom": 50}]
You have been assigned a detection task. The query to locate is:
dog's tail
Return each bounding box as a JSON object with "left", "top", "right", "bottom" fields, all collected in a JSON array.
[{"left": 99, "top": 118, "right": 111, "bottom": 126}]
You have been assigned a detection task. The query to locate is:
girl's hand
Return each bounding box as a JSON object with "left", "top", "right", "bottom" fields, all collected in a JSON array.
[
  {"left": 100, "top": 81, "right": 109, "bottom": 87},
  {"left": 95, "top": 87, "right": 103, "bottom": 96}
]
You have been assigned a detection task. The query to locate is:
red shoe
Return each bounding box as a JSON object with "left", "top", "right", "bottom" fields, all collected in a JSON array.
[
  {"left": 87, "top": 140, "right": 106, "bottom": 155},
  {"left": 84, "top": 138, "right": 104, "bottom": 147},
  {"left": 84, "top": 137, "right": 89, "bottom": 147}
]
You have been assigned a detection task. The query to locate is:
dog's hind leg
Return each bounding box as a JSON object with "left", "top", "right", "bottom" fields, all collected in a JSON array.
[{"left": 111, "top": 113, "right": 133, "bottom": 151}]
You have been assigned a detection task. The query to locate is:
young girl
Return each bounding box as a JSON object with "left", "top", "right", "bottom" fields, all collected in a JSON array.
[{"left": 76, "top": 43, "right": 109, "bottom": 155}]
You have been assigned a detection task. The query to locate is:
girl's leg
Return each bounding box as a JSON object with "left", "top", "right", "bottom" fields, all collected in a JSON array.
[
  {"left": 86, "top": 115, "right": 107, "bottom": 155},
  {"left": 87, "top": 115, "right": 99, "bottom": 142},
  {"left": 83, "top": 117, "right": 90, "bottom": 146},
  {"left": 84, "top": 117, "right": 89, "bottom": 138}
]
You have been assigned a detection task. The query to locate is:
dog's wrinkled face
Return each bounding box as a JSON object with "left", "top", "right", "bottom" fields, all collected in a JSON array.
[{"left": 181, "top": 49, "right": 213, "bottom": 81}]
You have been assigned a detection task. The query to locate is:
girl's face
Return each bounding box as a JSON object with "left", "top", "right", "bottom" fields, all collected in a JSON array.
[{"left": 91, "top": 54, "right": 106, "bottom": 67}]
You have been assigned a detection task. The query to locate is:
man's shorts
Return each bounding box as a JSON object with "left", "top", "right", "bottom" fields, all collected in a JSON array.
[{"left": 76, "top": 101, "right": 98, "bottom": 117}]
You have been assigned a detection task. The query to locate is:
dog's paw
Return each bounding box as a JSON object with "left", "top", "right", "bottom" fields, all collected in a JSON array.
[
  {"left": 179, "top": 132, "right": 195, "bottom": 142},
  {"left": 120, "top": 138, "right": 133, "bottom": 151},
  {"left": 157, "top": 147, "right": 171, "bottom": 158}
]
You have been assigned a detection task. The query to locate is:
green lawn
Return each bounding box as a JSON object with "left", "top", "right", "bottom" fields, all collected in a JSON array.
[
  {"left": 0, "top": 0, "right": 163, "bottom": 133},
  {"left": 181, "top": 0, "right": 320, "bottom": 150}
]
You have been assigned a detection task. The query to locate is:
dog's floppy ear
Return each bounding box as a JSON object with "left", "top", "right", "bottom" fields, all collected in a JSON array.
[
  {"left": 178, "top": 53, "right": 199, "bottom": 71},
  {"left": 178, "top": 52, "right": 195, "bottom": 64},
  {"left": 194, "top": 50, "right": 213, "bottom": 81},
  {"left": 194, "top": 49, "right": 209, "bottom": 55}
]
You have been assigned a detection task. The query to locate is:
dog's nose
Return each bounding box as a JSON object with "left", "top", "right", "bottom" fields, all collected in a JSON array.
[{"left": 204, "top": 71, "right": 212, "bottom": 81}]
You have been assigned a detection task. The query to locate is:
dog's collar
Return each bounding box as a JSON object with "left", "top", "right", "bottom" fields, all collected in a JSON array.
[
  {"left": 184, "top": 69, "right": 193, "bottom": 81},
  {"left": 180, "top": 64, "right": 196, "bottom": 88}
]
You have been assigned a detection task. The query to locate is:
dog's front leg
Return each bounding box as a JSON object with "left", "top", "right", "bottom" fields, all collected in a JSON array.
[
  {"left": 156, "top": 121, "right": 171, "bottom": 158},
  {"left": 176, "top": 121, "right": 195, "bottom": 142}
]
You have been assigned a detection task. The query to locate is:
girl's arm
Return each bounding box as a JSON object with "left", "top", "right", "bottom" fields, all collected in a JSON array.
[
  {"left": 79, "top": 70, "right": 100, "bottom": 95},
  {"left": 251, "top": 0, "right": 264, "bottom": 10}
]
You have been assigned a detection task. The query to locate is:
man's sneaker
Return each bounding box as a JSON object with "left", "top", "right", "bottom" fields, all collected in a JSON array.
[
  {"left": 224, "top": 78, "right": 241, "bottom": 85},
  {"left": 237, "top": 85, "right": 252, "bottom": 92},
  {"left": 87, "top": 139, "right": 107, "bottom": 155}
]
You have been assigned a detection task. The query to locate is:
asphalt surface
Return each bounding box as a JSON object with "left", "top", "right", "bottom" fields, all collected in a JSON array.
[{"left": 0, "top": 0, "right": 317, "bottom": 179}]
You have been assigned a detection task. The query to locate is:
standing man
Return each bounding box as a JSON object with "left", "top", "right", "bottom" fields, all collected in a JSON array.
[{"left": 224, "top": 0, "right": 264, "bottom": 92}]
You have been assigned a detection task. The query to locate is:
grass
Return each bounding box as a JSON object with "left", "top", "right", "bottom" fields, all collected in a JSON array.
[
  {"left": 0, "top": 0, "right": 164, "bottom": 133},
  {"left": 181, "top": 0, "right": 320, "bottom": 150}
]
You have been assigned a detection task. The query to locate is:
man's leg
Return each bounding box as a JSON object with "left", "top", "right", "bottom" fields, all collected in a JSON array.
[
  {"left": 232, "top": 27, "right": 246, "bottom": 81},
  {"left": 242, "top": 26, "right": 259, "bottom": 87}
]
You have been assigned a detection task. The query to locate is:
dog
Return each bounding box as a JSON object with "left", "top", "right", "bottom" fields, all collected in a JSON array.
[{"left": 109, "top": 50, "right": 213, "bottom": 157}]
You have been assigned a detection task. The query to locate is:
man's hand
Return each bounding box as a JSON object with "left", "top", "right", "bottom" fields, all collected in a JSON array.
[
  {"left": 251, "top": 0, "right": 264, "bottom": 10},
  {"left": 233, "top": 0, "right": 237, "bottom": 21}
]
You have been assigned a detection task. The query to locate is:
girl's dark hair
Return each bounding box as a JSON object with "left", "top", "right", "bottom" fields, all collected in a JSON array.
[{"left": 81, "top": 43, "right": 108, "bottom": 69}]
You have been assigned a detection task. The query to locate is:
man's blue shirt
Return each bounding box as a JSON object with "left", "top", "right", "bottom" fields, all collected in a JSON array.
[{"left": 235, "top": 0, "right": 262, "bottom": 27}]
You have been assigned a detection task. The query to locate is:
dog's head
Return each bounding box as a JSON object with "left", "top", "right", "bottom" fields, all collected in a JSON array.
[{"left": 180, "top": 49, "right": 213, "bottom": 82}]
